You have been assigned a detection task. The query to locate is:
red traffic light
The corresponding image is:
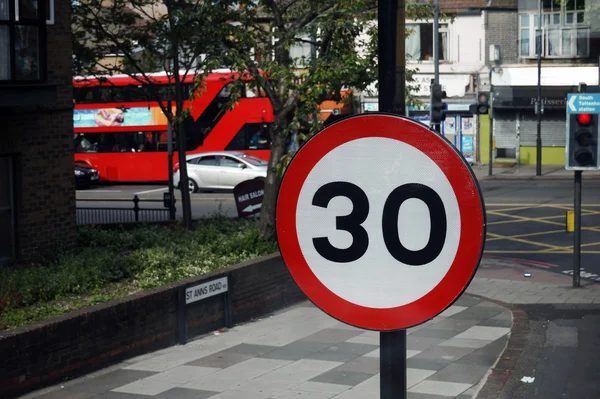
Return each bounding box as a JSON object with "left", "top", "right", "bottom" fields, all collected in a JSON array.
[{"left": 578, "top": 113, "right": 592, "bottom": 125}]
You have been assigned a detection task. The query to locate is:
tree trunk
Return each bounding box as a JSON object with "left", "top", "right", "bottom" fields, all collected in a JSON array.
[
  {"left": 173, "top": 56, "right": 193, "bottom": 229},
  {"left": 175, "top": 119, "right": 193, "bottom": 229},
  {"left": 259, "top": 115, "right": 291, "bottom": 238}
]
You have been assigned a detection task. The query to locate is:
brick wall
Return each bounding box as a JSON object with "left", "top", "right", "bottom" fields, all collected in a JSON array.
[
  {"left": 485, "top": 10, "right": 518, "bottom": 66},
  {"left": 0, "top": 0, "right": 76, "bottom": 262},
  {"left": 0, "top": 253, "right": 306, "bottom": 399}
]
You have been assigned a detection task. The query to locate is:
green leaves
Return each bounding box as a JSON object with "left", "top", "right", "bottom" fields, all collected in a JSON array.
[
  {"left": 0, "top": 220, "right": 278, "bottom": 330},
  {"left": 72, "top": 0, "right": 239, "bottom": 125}
]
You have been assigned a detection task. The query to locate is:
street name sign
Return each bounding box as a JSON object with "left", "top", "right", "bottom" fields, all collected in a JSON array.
[
  {"left": 567, "top": 93, "right": 600, "bottom": 114},
  {"left": 185, "top": 277, "right": 228, "bottom": 305},
  {"left": 276, "top": 114, "right": 486, "bottom": 331}
]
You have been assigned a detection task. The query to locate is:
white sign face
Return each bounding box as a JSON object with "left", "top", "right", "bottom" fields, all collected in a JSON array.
[
  {"left": 295, "top": 137, "right": 461, "bottom": 309},
  {"left": 185, "top": 277, "right": 228, "bottom": 305}
]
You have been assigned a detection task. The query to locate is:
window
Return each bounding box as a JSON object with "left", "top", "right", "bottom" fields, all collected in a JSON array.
[
  {"left": 0, "top": 155, "right": 15, "bottom": 263},
  {"left": 519, "top": 0, "right": 589, "bottom": 59},
  {"left": 45, "top": 0, "right": 53, "bottom": 24},
  {"left": 73, "top": 84, "right": 193, "bottom": 104},
  {"left": 0, "top": 0, "right": 47, "bottom": 82},
  {"left": 219, "top": 156, "right": 242, "bottom": 168},
  {"left": 225, "top": 123, "right": 271, "bottom": 151},
  {"left": 197, "top": 156, "right": 217, "bottom": 166},
  {"left": 520, "top": 15, "right": 530, "bottom": 56},
  {"left": 237, "top": 153, "right": 267, "bottom": 166},
  {"left": 74, "top": 131, "right": 169, "bottom": 153},
  {"left": 290, "top": 34, "right": 312, "bottom": 67},
  {"left": 406, "top": 23, "right": 448, "bottom": 62}
]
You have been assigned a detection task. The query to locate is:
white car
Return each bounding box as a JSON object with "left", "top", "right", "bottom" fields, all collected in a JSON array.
[{"left": 174, "top": 151, "right": 268, "bottom": 193}]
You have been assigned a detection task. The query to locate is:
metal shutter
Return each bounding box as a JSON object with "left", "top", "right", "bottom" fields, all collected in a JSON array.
[
  {"left": 493, "top": 111, "right": 517, "bottom": 150},
  {"left": 519, "top": 111, "right": 565, "bottom": 147}
]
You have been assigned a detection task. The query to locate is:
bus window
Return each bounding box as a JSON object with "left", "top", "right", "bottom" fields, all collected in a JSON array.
[
  {"left": 225, "top": 123, "right": 271, "bottom": 151},
  {"left": 181, "top": 83, "right": 236, "bottom": 151},
  {"left": 74, "top": 87, "right": 99, "bottom": 104},
  {"left": 74, "top": 132, "right": 170, "bottom": 153},
  {"left": 244, "top": 83, "right": 267, "bottom": 98}
]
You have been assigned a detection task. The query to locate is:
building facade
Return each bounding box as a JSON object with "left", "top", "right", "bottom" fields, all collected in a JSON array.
[
  {"left": 0, "top": 0, "right": 76, "bottom": 263},
  {"left": 358, "top": 0, "right": 496, "bottom": 163},
  {"left": 484, "top": 0, "right": 600, "bottom": 165}
]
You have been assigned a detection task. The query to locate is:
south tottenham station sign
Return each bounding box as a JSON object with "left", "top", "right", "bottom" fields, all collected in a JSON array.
[{"left": 276, "top": 114, "right": 485, "bottom": 331}]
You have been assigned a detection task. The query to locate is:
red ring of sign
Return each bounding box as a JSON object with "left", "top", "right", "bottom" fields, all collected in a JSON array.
[{"left": 276, "top": 114, "right": 485, "bottom": 331}]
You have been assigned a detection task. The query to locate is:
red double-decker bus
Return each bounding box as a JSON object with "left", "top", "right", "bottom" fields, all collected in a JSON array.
[
  {"left": 73, "top": 70, "right": 277, "bottom": 182},
  {"left": 73, "top": 70, "right": 353, "bottom": 183}
]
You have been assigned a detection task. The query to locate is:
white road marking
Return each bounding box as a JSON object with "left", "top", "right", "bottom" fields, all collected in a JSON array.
[
  {"left": 134, "top": 187, "right": 168, "bottom": 195},
  {"left": 77, "top": 190, "right": 122, "bottom": 193}
]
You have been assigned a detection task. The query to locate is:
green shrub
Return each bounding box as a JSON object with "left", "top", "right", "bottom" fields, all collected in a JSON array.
[{"left": 0, "top": 218, "right": 277, "bottom": 329}]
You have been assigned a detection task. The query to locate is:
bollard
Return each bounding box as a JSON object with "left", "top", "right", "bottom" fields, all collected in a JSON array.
[{"left": 566, "top": 210, "right": 574, "bottom": 233}]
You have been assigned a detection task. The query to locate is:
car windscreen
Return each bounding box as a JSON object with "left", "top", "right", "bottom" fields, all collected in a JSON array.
[{"left": 238, "top": 154, "right": 268, "bottom": 166}]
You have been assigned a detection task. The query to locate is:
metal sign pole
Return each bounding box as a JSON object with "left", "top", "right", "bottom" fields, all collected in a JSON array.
[
  {"left": 431, "top": 0, "right": 440, "bottom": 133},
  {"left": 378, "top": 0, "right": 407, "bottom": 398},
  {"left": 488, "top": 69, "right": 494, "bottom": 176},
  {"left": 574, "top": 170, "right": 582, "bottom": 288},
  {"left": 536, "top": 0, "right": 543, "bottom": 176}
]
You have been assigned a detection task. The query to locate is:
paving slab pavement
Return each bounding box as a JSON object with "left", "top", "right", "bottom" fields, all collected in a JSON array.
[{"left": 19, "top": 258, "right": 600, "bottom": 399}]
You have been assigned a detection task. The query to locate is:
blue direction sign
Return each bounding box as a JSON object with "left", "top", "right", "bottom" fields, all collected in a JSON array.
[{"left": 567, "top": 93, "right": 600, "bottom": 114}]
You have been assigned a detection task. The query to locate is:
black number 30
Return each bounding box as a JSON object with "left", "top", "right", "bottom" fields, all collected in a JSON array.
[{"left": 311, "top": 182, "right": 447, "bottom": 265}]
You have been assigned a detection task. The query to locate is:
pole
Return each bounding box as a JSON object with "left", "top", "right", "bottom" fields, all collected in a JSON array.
[
  {"left": 381, "top": 329, "right": 407, "bottom": 398},
  {"left": 378, "top": 0, "right": 396, "bottom": 114},
  {"left": 167, "top": 115, "right": 176, "bottom": 220},
  {"left": 178, "top": 286, "right": 187, "bottom": 344},
  {"left": 429, "top": 0, "right": 440, "bottom": 133},
  {"left": 536, "top": 0, "right": 542, "bottom": 176},
  {"left": 488, "top": 108, "right": 494, "bottom": 176},
  {"left": 574, "top": 170, "right": 582, "bottom": 288},
  {"left": 488, "top": 68, "right": 494, "bottom": 176},
  {"left": 433, "top": 0, "right": 439, "bottom": 85},
  {"left": 378, "top": 1, "right": 407, "bottom": 398},
  {"left": 394, "top": 0, "right": 406, "bottom": 115}
]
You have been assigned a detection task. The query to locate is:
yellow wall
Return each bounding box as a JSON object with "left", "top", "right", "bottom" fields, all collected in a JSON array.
[
  {"left": 479, "top": 115, "right": 490, "bottom": 164},
  {"left": 519, "top": 146, "right": 565, "bottom": 165}
]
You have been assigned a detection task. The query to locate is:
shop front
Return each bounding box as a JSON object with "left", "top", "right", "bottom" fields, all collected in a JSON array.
[
  {"left": 492, "top": 85, "right": 576, "bottom": 165},
  {"left": 359, "top": 100, "right": 477, "bottom": 163}
]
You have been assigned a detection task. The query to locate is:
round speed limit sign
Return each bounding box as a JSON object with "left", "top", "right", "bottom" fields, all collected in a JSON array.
[{"left": 276, "top": 113, "right": 485, "bottom": 331}]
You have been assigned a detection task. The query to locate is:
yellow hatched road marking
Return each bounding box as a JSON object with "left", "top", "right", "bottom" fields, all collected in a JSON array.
[
  {"left": 486, "top": 203, "right": 600, "bottom": 207},
  {"left": 487, "top": 211, "right": 565, "bottom": 227},
  {"left": 485, "top": 229, "right": 565, "bottom": 242},
  {"left": 545, "top": 241, "right": 600, "bottom": 252},
  {"left": 486, "top": 232, "right": 566, "bottom": 250},
  {"left": 485, "top": 250, "right": 600, "bottom": 254},
  {"left": 487, "top": 206, "right": 541, "bottom": 213}
]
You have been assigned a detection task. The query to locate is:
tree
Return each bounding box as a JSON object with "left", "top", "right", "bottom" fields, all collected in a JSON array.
[
  {"left": 72, "top": 0, "right": 236, "bottom": 229},
  {"left": 223, "top": 0, "right": 436, "bottom": 238}
]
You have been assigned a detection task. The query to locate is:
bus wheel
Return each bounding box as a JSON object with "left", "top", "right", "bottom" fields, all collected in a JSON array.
[{"left": 188, "top": 179, "right": 198, "bottom": 194}]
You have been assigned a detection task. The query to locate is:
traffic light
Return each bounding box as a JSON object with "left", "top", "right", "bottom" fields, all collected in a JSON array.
[
  {"left": 567, "top": 113, "right": 599, "bottom": 170},
  {"left": 476, "top": 91, "right": 490, "bottom": 114},
  {"left": 431, "top": 83, "right": 447, "bottom": 125}
]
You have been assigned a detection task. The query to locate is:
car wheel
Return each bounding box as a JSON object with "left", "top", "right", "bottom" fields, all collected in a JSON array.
[{"left": 188, "top": 178, "right": 199, "bottom": 193}]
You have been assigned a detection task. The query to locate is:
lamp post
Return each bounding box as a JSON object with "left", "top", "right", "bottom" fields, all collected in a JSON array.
[
  {"left": 536, "top": 0, "right": 542, "bottom": 176},
  {"left": 429, "top": 0, "right": 440, "bottom": 133},
  {"left": 488, "top": 67, "right": 494, "bottom": 177}
]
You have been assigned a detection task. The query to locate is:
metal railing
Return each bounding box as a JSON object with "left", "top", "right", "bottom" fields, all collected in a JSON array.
[{"left": 77, "top": 195, "right": 171, "bottom": 225}]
